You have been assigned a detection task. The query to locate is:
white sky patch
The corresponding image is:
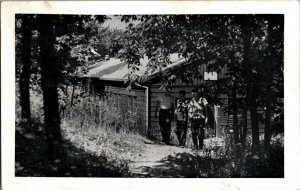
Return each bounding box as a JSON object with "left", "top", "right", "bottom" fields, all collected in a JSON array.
[{"left": 102, "top": 15, "right": 139, "bottom": 30}]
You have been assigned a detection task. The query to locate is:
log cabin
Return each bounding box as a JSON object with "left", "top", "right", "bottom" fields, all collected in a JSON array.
[{"left": 80, "top": 53, "right": 265, "bottom": 141}]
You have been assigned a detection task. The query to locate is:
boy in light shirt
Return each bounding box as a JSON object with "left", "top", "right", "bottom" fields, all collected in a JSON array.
[{"left": 188, "top": 86, "right": 208, "bottom": 150}]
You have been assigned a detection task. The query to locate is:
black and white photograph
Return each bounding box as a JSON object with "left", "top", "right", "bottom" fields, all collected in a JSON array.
[
  {"left": 15, "top": 13, "right": 285, "bottom": 178},
  {"left": 1, "top": 1, "right": 300, "bottom": 190}
]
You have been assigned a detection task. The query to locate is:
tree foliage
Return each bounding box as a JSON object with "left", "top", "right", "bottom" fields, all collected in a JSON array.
[
  {"left": 118, "top": 15, "right": 283, "bottom": 152},
  {"left": 16, "top": 14, "right": 108, "bottom": 167}
]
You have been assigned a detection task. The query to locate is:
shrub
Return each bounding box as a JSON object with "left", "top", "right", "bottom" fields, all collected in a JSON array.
[
  {"left": 203, "top": 137, "right": 226, "bottom": 159},
  {"left": 198, "top": 130, "right": 284, "bottom": 178}
]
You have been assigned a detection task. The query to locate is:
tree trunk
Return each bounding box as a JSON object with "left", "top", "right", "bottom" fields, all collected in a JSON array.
[
  {"left": 248, "top": 83, "right": 260, "bottom": 153},
  {"left": 240, "top": 16, "right": 260, "bottom": 153},
  {"left": 232, "top": 82, "right": 239, "bottom": 144},
  {"left": 38, "top": 15, "right": 63, "bottom": 163},
  {"left": 241, "top": 107, "right": 248, "bottom": 148},
  {"left": 264, "top": 16, "right": 277, "bottom": 152},
  {"left": 19, "top": 15, "right": 32, "bottom": 122},
  {"left": 264, "top": 83, "right": 271, "bottom": 151}
]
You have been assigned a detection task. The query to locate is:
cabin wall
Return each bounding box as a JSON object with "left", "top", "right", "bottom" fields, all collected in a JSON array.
[
  {"left": 99, "top": 85, "right": 147, "bottom": 135},
  {"left": 148, "top": 84, "right": 264, "bottom": 141},
  {"left": 148, "top": 85, "right": 193, "bottom": 140},
  {"left": 148, "top": 85, "right": 211, "bottom": 140},
  {"left": 216, "top": 104, "right": 265, "bottom": 138}
]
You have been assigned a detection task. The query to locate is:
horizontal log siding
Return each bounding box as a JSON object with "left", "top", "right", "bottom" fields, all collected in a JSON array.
[
  {"left": 104, "top": 85, "right": 147, "bottom": 135},
  {"left": 148, "top": 85, "right": 226, "bottom": 140},
  {"left": 149, "top": 85, "right": 264, "bottom": 140}
]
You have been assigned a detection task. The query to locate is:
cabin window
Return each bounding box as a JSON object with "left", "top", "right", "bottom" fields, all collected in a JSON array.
[
  {"left": 117, "top": 94, "right": 121, "bottom": 109},
  {"left": 128, "top": 95, "right": 137, "bottom": 116},
  {"left": 111, "top": 93, "right": 120, "bottom": 109},
  {"left": 112, "top": 93, "right": 117, "bottom": 108},
  {"left": 133, "top": 97, "right": 137, "bottom": 115},
  {"left": 111, "top": 93, "right": 121, "bottom": 110}
]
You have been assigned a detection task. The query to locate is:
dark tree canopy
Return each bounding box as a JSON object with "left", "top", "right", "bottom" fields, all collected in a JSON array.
[{"left": 117, "top": 14, "right": 283, "bottom": 152}]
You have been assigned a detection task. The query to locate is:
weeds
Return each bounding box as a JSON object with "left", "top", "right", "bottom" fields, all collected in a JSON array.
[
  {"left": 61, "top": 89, "right": 147, "bottom": 162},
  {"left": 15, "top": 85, "right": 146, "bottom": 177}
]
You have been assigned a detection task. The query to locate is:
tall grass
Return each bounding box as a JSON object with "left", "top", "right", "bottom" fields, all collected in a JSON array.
[
  {"left": 61, "top": 88, "right": 147, "bottom": 163},
  {"left": 15, "top": 84, "right": 147, "bottom": 176}
]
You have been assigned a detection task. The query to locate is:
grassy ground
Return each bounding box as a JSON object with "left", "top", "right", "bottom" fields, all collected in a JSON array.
[
  {"left": 15, "top": 122, "right": 125, "bottom": 177},
  {"left": 15, "top": 87, "right": 147, "bottom": 177},
  {"left": 15, "top": 120, "right": 147, "bottom": 177},
  {"left": 61, "top": 119, "right": 147, "bottom": 168}
]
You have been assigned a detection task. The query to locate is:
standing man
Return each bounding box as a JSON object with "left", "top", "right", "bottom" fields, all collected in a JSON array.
[
  {"left": 188, "top": 86, "right": 209, "bottom": 150},
  {"left": 175, "top": 90, "right": 189, "bottom": 147},
  {"left": 155, "top": 86, "right": 174, "bottom": 145}
]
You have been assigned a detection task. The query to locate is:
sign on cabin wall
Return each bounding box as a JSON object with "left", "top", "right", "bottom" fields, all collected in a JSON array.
[{"left": 204, "top": 71, "right": 218, "bottom": 80}]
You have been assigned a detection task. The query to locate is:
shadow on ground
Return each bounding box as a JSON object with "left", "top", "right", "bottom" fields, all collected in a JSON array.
[
  {"left": 15, "top": 123, "right": 127, "bottom": 177},
  {"left": 129, "top": 148, "right": 284, "bottom": 178},
  {"left": 129, "top": 151, "right": 236, "bottom": 178},
  {"left": 129, "top": 152, "right": 199, "bottom": 177}
]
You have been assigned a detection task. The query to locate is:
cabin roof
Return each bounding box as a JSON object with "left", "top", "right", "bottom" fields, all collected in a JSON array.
[{"left": 81, "top": 53, "right": 188, "bottom": 82}]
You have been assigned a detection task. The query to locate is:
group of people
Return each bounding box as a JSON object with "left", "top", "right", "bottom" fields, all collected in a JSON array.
[{"left": 156, "top": 86, "right": 210, "bottom": 150}]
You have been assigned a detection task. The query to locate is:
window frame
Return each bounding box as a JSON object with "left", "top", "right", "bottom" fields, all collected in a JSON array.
[{"left": 127, "top": 95, "right": 137, "bottom": 116}]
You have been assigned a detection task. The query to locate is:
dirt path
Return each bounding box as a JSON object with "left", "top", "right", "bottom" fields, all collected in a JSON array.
[{"left": 128, "top": 143, "right": 204, "bottom": 177}]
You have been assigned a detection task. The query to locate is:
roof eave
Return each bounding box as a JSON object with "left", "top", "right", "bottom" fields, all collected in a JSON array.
[{"left": 139, "top": 58, "right": 194, "bottom": 84}]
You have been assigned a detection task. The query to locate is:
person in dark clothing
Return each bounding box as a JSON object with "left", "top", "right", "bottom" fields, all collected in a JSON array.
[
  {"left": 188, "top": 87, "right": 208, "bottom": 150},
  {"left": 155, "top": 87, "right": 174, "bottom": 145},
  {"left": 158, "top": 109, "right": 173, "bottom": 145},
  {"left": 175, "top": 90, "right": 189, "bottom": 147}
]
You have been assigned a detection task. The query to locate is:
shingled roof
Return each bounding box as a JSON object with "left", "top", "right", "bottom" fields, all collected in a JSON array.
[{"left": 81, "top": 53, "right": 188, "bottom": 82}]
